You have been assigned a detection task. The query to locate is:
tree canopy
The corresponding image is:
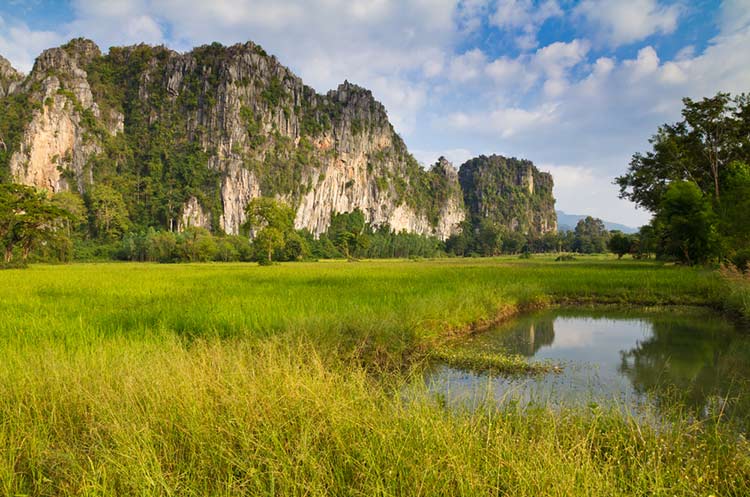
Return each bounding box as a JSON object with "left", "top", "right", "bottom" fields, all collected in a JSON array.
[
  {"left": 618, "top": 93, "right": 750, "bottom": 265},
  {"left": 0, "top": 184, "right": 72, "bottom": 265}
]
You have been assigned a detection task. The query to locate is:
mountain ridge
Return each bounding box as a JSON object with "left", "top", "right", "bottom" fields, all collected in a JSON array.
[{"left": 0, "top": 38, "right": 556, "bottom": 240}]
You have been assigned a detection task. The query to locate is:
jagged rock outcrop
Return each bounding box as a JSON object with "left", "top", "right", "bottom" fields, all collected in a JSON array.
[
  {"left": 0, "top": 55, "right": 23, "bottom": 97},
  {"left": 0, "top": 39, "right": 465, "bottom": 239},
  {"left": 4, "top": 39, "right": 123, "bottom": 193},
  {"left": 459, "top": 154, "right": 557, "bottom": 235}
]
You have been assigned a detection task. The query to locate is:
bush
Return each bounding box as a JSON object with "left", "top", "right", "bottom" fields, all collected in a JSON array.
[{"left": 555, "top": 254, "right": 576, "bottom": 262}]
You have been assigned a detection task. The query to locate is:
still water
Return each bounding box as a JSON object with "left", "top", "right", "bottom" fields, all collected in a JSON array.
[{"left": 425, "top": 307, "right": 750, "bottom": 427}]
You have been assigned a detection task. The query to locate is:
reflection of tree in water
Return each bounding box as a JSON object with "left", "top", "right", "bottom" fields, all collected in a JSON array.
[
  {"left": 619, "top": 317, "right": 750, "bottom": 429},
  {"left": 492, "top": 317, "right": 555, "bottom": 356}
]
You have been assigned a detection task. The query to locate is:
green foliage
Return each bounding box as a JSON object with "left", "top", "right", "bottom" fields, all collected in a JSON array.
[
  {"left": 261, "top": 77, "right": 286, "bottom": 107},
  {"left": 617, "top": 93, "right": 750, "bottom": 212},
  {"left": 282, "top": 230, "right": 310, "bottom": 261},
  {"left": 555, "top": 254, "right": 576, "bottom": 261},
  {"left": 618, "top": 93, "right": 750, "bottom": 264},
  {"left": 327, "top": 209, "right": 367, "bottom": 259},
  {"left": 459, "top": 154, "right": 555, "bottom": 237},
  {"left": 88, "top": 184, "right": 131, "bottom": 240},
  {"left": 0, "top": 92, "right": 38, "bottom": 181},
  {"left": 117, "top": 228, "right": 254, "bottom": 263},
  {"left": 607, "top": 231, "right": 635, "bottom": 259},
  {"left": 254, "top": 227, "right": 285, "bottom": 264},
  {"left": 573, "top": 216, "right": 609, "bottom": 254},
  {"left": 0, "top": 183, "right": 73, "bottom": 265},
  {"left": 717, "top": 161, "right": 750, "bottom": 252},
  {"left": 654, "top": 181, "right": 719, "bottom": 265},
  {"left": 242, "top": 197, "right": 300, "bottom": 263},
  {"left": 243, "top": 197, "right": 295, "bottom": 235}
]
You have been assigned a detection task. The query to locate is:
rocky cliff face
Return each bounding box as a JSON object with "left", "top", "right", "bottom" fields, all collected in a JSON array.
[
  {"left": 0, "top": 39, "right": 464, "bottom": 239},
  {"left": 0, "top": 55, "right": 23, "bottom": 97},
  {"left": 459, "top": 154, "right": 557, "bottom": 235}
]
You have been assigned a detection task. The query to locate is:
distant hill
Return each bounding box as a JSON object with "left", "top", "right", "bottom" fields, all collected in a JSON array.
[{"left": 556, "top": 211, "right": 638, "bottom": 234}]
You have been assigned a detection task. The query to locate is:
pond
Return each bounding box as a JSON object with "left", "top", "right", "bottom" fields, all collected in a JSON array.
[{"left": 424, "top": 307, "right": 750, "bottom": 430}]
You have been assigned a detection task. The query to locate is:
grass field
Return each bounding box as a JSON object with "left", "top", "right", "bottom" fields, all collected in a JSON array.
[{"left": 1, "top": 257, "right": 748, "bottom": 495}]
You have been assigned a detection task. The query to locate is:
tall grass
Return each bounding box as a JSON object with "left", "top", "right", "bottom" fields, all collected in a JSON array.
[
  {"left": 1, "top": 338, "right": 748, "bottom": 496},
  {"left": 0, "top": 258, "right": 747, "bottom": 495}
]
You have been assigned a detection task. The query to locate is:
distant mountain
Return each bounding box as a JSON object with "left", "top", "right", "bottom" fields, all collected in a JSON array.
[{"left": 556, "top": 211, "right": 638, "bottom": 234}]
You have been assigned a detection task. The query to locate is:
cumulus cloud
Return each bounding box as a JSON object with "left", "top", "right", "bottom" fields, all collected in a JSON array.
[
  {"left": 492, "top": 0, "right": 563, "bottom": 50},
  {"left": 576, "top": 0, "right": 681, "bottom": 47},
  {"left": 448, "top": 48, "right": 487, "bottom": 82},
  {"left": 0, "top": 15, "right": 62, "bottom": 73}
]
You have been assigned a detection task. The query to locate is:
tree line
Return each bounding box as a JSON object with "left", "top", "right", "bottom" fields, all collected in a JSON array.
[
  {"left": 3, "top": 184, "right": 628, "bottom": 267},
  {"left": 6, "top": 91, "right": 746, "bottom": 268}
]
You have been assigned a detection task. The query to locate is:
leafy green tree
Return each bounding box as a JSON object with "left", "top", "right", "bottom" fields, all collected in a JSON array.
[
  {"left": 608, "top": 231, "right": 634, "bottom": 259},
  {"left": 243, "top": 197, "right": 296, "bottom": 264},
  {"left": 501, "top": 230, "right": 526, "bottom": 255},
  {"left": 573, "top": 216, "right": 609, "bottom": 253},
  {"left": 0, "top": 184, "right": 71, "bottom": 264},
  {"left": 327, "top": 209, "right": 368, "bottom": 259},
  {"left": 89, "top": 184, "right": 131, "bottom": 240},
  {"left": 254, "top": 227, "right": 284, "bottom": 265},
  {"left": 717, "top": 161, "right": 750, "bottom": 252},
  {"left": 51, "top": 191, "right": 87, "bottom": 237},
  {"left": 177, "top": 227, "right": 217, "bottom": 262},
  {"left": 214, "top": 237, "right": 240, "bottom": 262},
  {"left": 147, "top": 230, "right": 178, "bottom": 262},
  {"left": 617, "top": 93, "right": 749, "bottom": 211},
  {"left": 243, "top": 197, "right": 295, "bottom": 235},
  {"left": 655, "top": 181, "right": 718, "bottom": 264},
  {"left": 282, "top": 231, "right": 310, "bottom": 261},
  {"left": 476, "top": 220, "right": 503, "bottom": 256},
  {"left": 446, "top": 221, "right": 474, "bottom": 256}
]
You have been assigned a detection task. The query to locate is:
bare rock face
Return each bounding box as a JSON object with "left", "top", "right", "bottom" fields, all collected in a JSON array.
[
  {"left": 5, "top": 39, "right": 122, "bottom": 193},
  {"left": 179, "top": 196, "right": 212, "bottom": 231},
  {"left": 0, "top": 55, "right": 23, "bottom": 97}
]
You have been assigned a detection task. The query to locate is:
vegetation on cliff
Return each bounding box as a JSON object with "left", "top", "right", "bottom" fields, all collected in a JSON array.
[{"left": 459, "top": 154, "right": 556, "bottom": 235}]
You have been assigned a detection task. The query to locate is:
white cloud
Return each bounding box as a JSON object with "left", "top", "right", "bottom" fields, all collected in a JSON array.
[
  {"left": 491, "top": 0, "right": 563, "bottom": 50},
  {"left": 576, "top": 0, "right": 681, "bottom": 47},
  {"left": 718, "top": 0, "right": 750, "bottom": 34},
  {"left": 541, "top": 164, "right": 650, "bottom": 226},
  {"left": 448, "top": 48, "right": 487, "bottom": 82},
  {"left": 623, "top": 46, "right": 660, "bottom": 80},
  {"left": 447, "top": 103, "right": 558, "bottom": 138},
  {"left": 485, "top": 55, "right": 536, "bottom": 90},
  {"left": 0, "top": 16, "right": 62, "bottom": 73},
  {"left": 533, "top": 39, "right": 590, "bottom": 78}
]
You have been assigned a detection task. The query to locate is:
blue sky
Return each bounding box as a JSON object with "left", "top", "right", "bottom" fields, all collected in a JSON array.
[{"left": 2, "top": 0, "right": 749, "bottom": 227}]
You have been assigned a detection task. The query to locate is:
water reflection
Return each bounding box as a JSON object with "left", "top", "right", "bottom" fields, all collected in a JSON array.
[{"left": 425, "top": 308, "right": 750, "bottom": 430}]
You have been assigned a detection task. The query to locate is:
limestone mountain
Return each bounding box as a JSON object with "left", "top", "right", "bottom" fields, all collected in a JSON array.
[
  {"left": 0, "top": 38, "right": 464, "bottom": 239},
  {"left": 0, "top": 39, "right": 556, "bottom": 242},
  {"left": 459, "top": 154, "right": 557, "bottom": 235}
]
